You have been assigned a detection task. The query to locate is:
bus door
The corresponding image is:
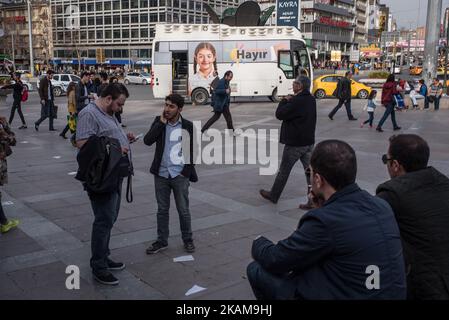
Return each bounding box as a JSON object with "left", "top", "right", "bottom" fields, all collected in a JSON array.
[
  {"left": 172, "top": 51, "right": 188, "bottom": 96},
  {"left": 277, "top": 50, "right": 295, "bottom": 96}
]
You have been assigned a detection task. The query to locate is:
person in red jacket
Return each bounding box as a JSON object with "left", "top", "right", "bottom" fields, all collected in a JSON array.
[{"left": 376, "top": 74, "right": 402, "bottom": 132}]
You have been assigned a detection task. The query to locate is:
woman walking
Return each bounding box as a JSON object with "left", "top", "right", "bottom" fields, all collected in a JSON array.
[
  {"left": 2, "top": 72, "right": 27, "bottom": 129},
  {"left": 376, "top": 74, "right": 401, "bottom": 133},
  {"left": 59, "top": 82, "right": 77, "bottom": 139}
]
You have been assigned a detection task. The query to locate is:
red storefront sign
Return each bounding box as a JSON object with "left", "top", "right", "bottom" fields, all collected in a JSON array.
[
  {"left": 4, "top": 16, "right": 26, "bottom": 24},
  {"left": 319, "top": 16, "right": 351, "bottom": 28}
]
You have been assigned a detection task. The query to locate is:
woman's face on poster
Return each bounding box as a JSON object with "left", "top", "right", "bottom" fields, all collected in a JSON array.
[{"left": 196, "top": 48, "right": 215, "bottom": 75}]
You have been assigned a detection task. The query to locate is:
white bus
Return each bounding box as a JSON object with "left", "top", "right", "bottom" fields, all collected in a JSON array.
[{"left": 151, "top": 24, "right": 313, "bottom": 104}]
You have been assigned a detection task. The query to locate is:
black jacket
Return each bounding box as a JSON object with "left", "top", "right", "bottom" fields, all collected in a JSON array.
[
  {"left": 252, "top": 183, "right": 406, "bottom": 300},
  {"left": 336, "top": 77, "right": 352, "bottom": 100},
  {"left": 3, "top": 80, "right": 23, "bottom": 100},
  {"left": 377, "top": 167, "right": 449, "bottom": 300},
  {"left": 75, "top": 81, "right": 89, "bottom": 112},
  {"left": 38, "top": 77, "right": 54, "bottom": 102},
  {"left": 144, "top": 116, "right": 198, "bottom": 182},
  {"left": 275, "top": 90, "right": 317, "bottom": 147}
]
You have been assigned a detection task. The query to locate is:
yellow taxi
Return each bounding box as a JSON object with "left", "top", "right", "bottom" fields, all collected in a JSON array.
[{"left": 312, "top": 75, "right": 372, "bottom": 99}]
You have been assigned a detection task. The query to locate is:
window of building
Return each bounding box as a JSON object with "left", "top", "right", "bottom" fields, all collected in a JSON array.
[
  {"left": 140, "top": 13, "right": 148, "bottom": 23},
  {"left": 174, "top": 0, "right": 179, "bottom": 7},
  {"left": 160, "top": 0, "right": 166, "bottom": 5},
  {"left": 57, "top": 18, "right": 63, "bottom": 27},
  {"left": 56, "top": 4, "right": 63, "bottom": 14},
  {"left": 188, "top": 15, "right": 194, "bottom": 23},
  {"left": 131, "top": 29, "right": 139, "bottom": 38},
  {"left": 80, "top": 17, "right": 86, "bottom": 26},
  {"left": 105, "top": 49, "right": 113, "bottom": 58},
  {"left": 141, "top": 0, "right": 149, "bottom": 7},
  {"left": 159, "top": 12, "right": 166, "bottom": 22},
  {"left": 105, "top": 16, "right": 112, "bottom": 24},
  {"left": 150, "top": 0, "right": 157, "bottom": 6},
  {"left": 181, "top": 14, "right": 187, "bottom": 23},
  {"left": 96, "top": 2, "right": 103, "bottom": 11},
  {"left": 88, "top": 17, "right": 95, "bottom": 25},
  {"left": 195, "top": 1, "right": 201, "bottom": 10},
  {"left": 122, "top": 15, "right": 130, "bottom": 24},
  {"left": 131, "top": 14, "right": 139, "bottom": 23},
  {"left": 88, "top": 49, "right": 96, "bottom": 58},
  {"left": 96, "top": 16, "right": 103, "bottom": 25},
  {"left": 195, "top": 16, "right": 201, "bottom": 24},
  {"left": 181, "top": 0, "right": 187, "bottom": 9},
  {"left": 88, "top": 31, "right": 95, "bottom": 40},
  {"left": 150, "top": 13, "right": 158, "bottom": 22},
  {"left": 122, "top": 29, "right": 129, "bottom": 38},
  {"left": 139, "top": 49, "right": 150, "bottom": 58},
  {"left": 87, "top": 3, "right": 95, "bottom": 12},
  {"left": 113, "top": 1, "right": 120, "bottom": 10},
  {"left": 150, "top": 29, "right": 155, "bottom": 37},
  {"left": 202, "top": 17, "right": 208, "bottom": 24},
  {"left": 189, "top": 0, "right": 195, "bottom": 10},
  {"left": 113, "top": 16, "right": 120, "bottom": 24},
  {"left": 104, "top": 1, "right": 112, "bottom": 10},
  {"left": 173, "top": 13, "right": 179, "bottom": 23},
  {"left": 131, "top": 0, "right": 139, "bottom": 8},
  {"left": 80, "top": 31, "right": 87, "bottom": 40},
  {"left": 105, "top": 30, "right": 112, "bottom": 39},
  {"left": 96, "top": 30, "right": 103, "bottom": 39},
  {"left": 114, "top": 30, "right": 120, "bottom": 39},
  {"left": 122, "top": 0, "right": 130, "bottom": 9},
  {"left": 141, "top": 28, "right": 148, "bottom": 38},
  {"left": 57, "top": 32, "right": 64, "bottom": 41},
  {"left": 121, "top": 49, "right": 128, "bottom": 57},
  {"left": 79, "top": 4, "right": 86, "bottom": 12},
  {"left": 113, "top": 49, "right": 122, "bottom": 58}
]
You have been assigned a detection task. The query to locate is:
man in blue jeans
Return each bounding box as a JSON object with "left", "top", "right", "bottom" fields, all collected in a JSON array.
[{"left": 144, "top": 94, "right": 198, "bottom": 254}]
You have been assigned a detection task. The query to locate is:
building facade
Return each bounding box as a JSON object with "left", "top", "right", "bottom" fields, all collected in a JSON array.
[
  {"left": 0, "top": 0, "right": 52, "bottom": 72},
  {"left": 354, "top": 0, "right": 368, "bottom": 45},
  {"left": 50, "top": 0, "right": 239, "bottom": 71}
]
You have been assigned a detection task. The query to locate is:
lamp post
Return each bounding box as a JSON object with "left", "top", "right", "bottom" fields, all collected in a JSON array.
[{"left": 27, "top": 0, "right": 34, "bottom": 76}]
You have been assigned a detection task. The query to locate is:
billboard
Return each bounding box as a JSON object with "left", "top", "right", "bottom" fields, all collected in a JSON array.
[
  {"left": 331, "top": 50, "right": 342, "bottom": 62},
  {"left": 276, "top": 0, "right": 301, "bottom": 29}
]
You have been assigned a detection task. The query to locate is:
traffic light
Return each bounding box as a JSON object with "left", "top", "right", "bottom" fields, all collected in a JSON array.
[{"left": 96, "top": 48, "right": 105, "bottom": 64}]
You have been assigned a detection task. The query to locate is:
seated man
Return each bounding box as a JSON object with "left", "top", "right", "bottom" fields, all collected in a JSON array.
[
  {"left": 377, "top": 134, "right": 449, "bottom": 300},
  {"left": 247, "top": 140, "right": 406, "bottom": 300},
  {"left": 409, "top": 79, "right": 428, "bottom": 110},
  {"left": 427, "top": 78, "right": 443, "bottom": 111}
]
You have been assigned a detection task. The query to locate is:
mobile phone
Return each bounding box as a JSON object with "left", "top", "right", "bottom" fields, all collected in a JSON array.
[{"left": 135, "top": 133, "right": 143, "bottom": 140}]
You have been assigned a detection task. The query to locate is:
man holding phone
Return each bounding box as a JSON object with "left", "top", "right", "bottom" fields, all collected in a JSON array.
[{"left": 35, "top": 70, "right": 56, "bottom": 131}]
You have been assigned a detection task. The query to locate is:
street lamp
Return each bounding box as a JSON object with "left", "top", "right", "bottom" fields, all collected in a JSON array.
[{"left": 27, "top": 0, "right": 34, "bottom": 76}]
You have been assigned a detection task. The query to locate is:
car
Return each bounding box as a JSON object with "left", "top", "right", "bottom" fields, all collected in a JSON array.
[
  {"left": 312, "top": 75, "right": 372, "bottom": 99},
  {"left": 410, "top": 66, "right": 423, "bottom": 76},
  {"left": 124, "top": 72, "right": 151, "bottom": 85},
  {"left": 0, "top": 74, "right": 34, "bottom": 91},
  {"left": 16, "top": 70, "right": 32, "bottom": 78},
  {"left": 37, "top": 73, "right": 81, "bottom": 96}
]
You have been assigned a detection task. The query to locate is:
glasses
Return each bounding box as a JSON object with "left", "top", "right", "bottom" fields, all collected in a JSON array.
[{"left": 382, "top": 154, "right": 394, "bottom": 165}]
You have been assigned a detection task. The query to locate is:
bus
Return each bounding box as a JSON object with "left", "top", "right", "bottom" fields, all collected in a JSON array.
[{"left": 151, "top": 24, "right": 313, "bottom": 105}]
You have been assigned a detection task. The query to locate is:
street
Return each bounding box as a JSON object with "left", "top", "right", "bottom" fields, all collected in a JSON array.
[{"left": 0, "top": 85, "right": 448, "bottom": 299}]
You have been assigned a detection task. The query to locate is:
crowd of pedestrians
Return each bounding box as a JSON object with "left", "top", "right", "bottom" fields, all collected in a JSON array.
[{"left": 0, "top": 68, "right": 448, "bottom": 300}]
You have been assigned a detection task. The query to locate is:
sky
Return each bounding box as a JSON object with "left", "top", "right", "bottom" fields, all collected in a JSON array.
[{"left": 382, "top": 0, "right": 449, "bottom": 29}]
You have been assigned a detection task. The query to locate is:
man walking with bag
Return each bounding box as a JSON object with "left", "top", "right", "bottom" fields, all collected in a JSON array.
[
  {"left": 328, "top": 72, "right": 357, "bottom": 121},
  {"left": 35, "top": 70, "right": 56, "bottom": 131}
]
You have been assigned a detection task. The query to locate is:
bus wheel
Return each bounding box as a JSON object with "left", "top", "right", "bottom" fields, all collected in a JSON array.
[
  {"left": 191, "top": 88, "right": 209, "bottom": 105},
  {"left": 270, "top": 88, "right": 281, "bottom": 103}
]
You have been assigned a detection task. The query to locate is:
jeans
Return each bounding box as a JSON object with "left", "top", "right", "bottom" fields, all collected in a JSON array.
[
  {"left": 329, "top": 98, "right": 354, "bottom": 119},
  {"left": 201, "top": 105, "right": 234, "bottom": 132},
  {"left": 363, "top": 112, "right": 374, "bottom": 126},
  {"left": 88, "top": 179, "right": 123, "bottom": 272},
  {"left": 410, "top": 93, "right": 428, "bottom": 108},
  {"left": 9, "top": 98, "right": 26, "bottom": 125},
  {"left": 35, "top": 100, "right": 54, "bottom": 130},
  {"left": 431, "top": 96, "right": 441, "bottom": 110},
  {"left": 154, "top": 175, "right": 192, "bottom": 245},
  {"left": 377, "top": 102, "right": 399, "bottom": 129},
  {"left": 270, "top": 145, "right": 313, "bottom": 203},
  {"left": 0, "top": 192, "right": 7, "bottom": 225},
  {"left": 246, "top": 261, "right": 298, "bottom": 300},
  {"left": 60, "top": 124, "right": 70, "bottom": 136}
]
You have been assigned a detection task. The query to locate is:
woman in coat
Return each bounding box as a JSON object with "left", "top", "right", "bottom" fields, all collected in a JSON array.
[
  {"left": 59, "top": 82, "right": 77, "bottom": 139},
  {"left": 201, "top": 70, "right": 236, "bottom": 134},
  {"left": 0, "top": 116, "right": 19, "bottom": 233},
  {"left": 376, "top": 74, "right": 402, "bottom": 132}
]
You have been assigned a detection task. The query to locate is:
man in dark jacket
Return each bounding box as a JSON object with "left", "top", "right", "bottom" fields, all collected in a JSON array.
[
  {"left": 75, "top": 71, "right": 93, "bottom": 113},
  {"left": 2, "top": 72, "right": 27, "bottom": 129},
  {"left": 144, "top": 93, "right": 198, "bottom": 255},
  {"left": 248, "top": 140, "right": 407, "bottom": 300},
  {"left": 377, "top": 134, "right": 449, "bottom": 300},
  {"left": 328, "top": 71, "right": 357, "bottom": 121},
  {"left": 35, "top": 70, "right": 56, "bottom": 131},
  {"left": 260, "top": 75, "right": 317, "bottom": 210}
]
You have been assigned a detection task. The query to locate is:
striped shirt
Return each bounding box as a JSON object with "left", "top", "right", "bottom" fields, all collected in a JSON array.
[{"left": 76, "top": 102, "right": 129, "bottom": 149}]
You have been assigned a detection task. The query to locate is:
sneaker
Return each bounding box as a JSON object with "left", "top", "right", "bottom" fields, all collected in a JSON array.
[
  {"left": 92, "top": 270, "right": 119, "bottom": 286},
  {"left": 232, "top": 129, "right": 242, "bottom": 137},
  {"left": 360, "top": 123, "right": 364, "bottom": 128},
  {"left": 107, "top": 259, "right": 126, "bottom": 271},
  {"left": 184, "top": 241, "right": 195, "bottom": 253},
  {"left": 146, "top": 241, "right": 168, "bottom": 254},
  {"left": 328, "top": 115, "right": 334, "bottom": 121},
  {"left": 18, "top": 125, "right": 27, "bottom": 130},
  {"left": 34, "top": 123, "right": 39, "bottom": 131},
  {"left": 393, "top": 127, "right": 402, "bottom": 131},
  {"left": 259, "top": 189, "right": 277, "bottom": 204},
  {"left": 0, "top": 219, "right": 19, "bottom": 233},
  {"left": 376, "top": 127, "right": 384, "bottom": 132}
]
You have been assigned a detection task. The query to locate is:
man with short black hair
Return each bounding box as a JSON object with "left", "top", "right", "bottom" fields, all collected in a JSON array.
[
  {"left": 144, "top": 93, "right": 198, "bottom": 254},
  {"left": 35, "top": 70, "right": 56, "bottom": 131},
  {"left": 377, "top": 134, "right": 449, "bottom": 300},
  {"left": 76, "top": 71, "right": 94, "bottom": 113},
  {"left": 259, "top": 75, "right": 317, "bottom": 210},
  {"left": 248, "top": 140, "right": 406, "bottom": 300},
  {"left": 76, "top": 83, "right": 136, "bottom": 286},
  {"left": 328, "top": 71, "right": 357, "bottom": 121}
]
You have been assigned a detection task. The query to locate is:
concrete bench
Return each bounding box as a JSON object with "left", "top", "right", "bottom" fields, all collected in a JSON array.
[{"left": 404, "top": 95, "right": 449, "bottom": 110}]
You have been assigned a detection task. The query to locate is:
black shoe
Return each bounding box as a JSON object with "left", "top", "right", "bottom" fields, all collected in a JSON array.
[
  {"left": 59, "top": 133, "right": 67, "bottom": 139},
  {"left": 18, "top": 125, "right": 27, "bottom": 130},
  {"left": 349, "top": 117, "right": 358, "bottom": 121},
  {"left": 49, "top": 128, "right": 57, "bottom": 131},
  {"left": 393, "top": 127, "right": 402, "bottom": 131},
  {"left": 146, "top": 241, "right": 168, "bottom": 254},
  {"left": 376, "top": 127, "right": 383, "bottom": 132},
  {"left": 184, "top": 241, "right": 195, "bottom": 253},
  {"left": 34, "top": 123, "right": 39, "bottom": 131},
  {"left": 107, "top": 258, "right": 126, "bottom": 271},
  {"left": 92, "top": 270, "right": 119, "bottom": 286},
  {"left": 259, "top": 189, "right": 277, "bottom": 204},
  {"left": 328, "top": 115, "right": 334, "bottom": 121},
  {"left": 121, "top": 124, "right": 127, "bottom": 128}
]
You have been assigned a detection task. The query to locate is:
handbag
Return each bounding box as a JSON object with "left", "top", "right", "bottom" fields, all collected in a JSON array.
[
  {"left": 67, "top": 113, "right": 77, "bottom": 133},
  {"left": 427, "top": 95, "right": 436, "bottom": 103}
]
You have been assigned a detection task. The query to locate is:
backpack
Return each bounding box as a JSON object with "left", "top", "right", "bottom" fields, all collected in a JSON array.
[
  {"left": 21, "top": 88, "right": 28, "bottom": 102},
  {"left": 393, "top": 94, "right": 405, "bottom": 109}
]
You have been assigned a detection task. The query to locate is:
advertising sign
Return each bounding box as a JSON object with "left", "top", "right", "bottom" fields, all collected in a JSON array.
[
  {"left": 276, "top": 0, "right": 301, "bottom": 29},
  {"left": 331, "top": 50, "right": 342, "bottom": 62},
  {"left": 350, "top": 50, "right": 360, "bottom": 62}
]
